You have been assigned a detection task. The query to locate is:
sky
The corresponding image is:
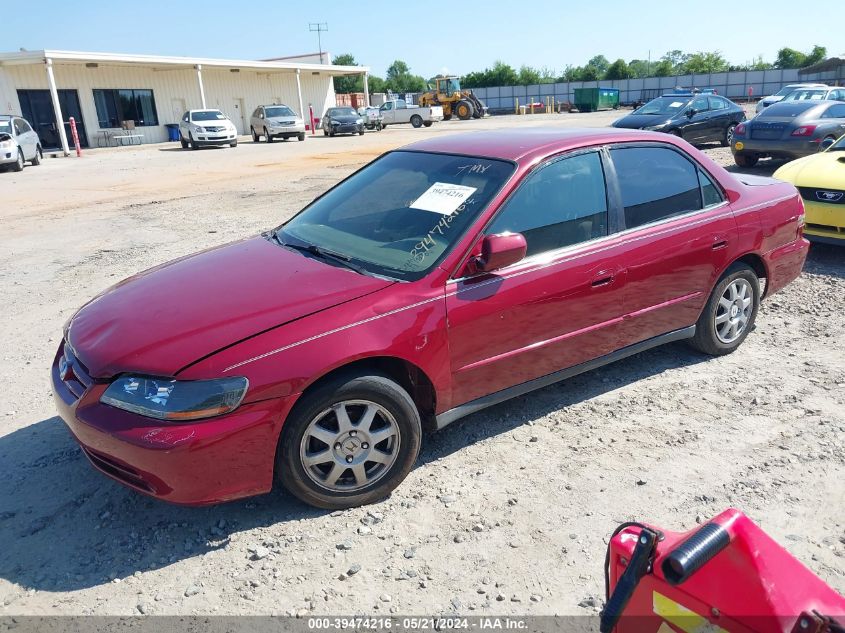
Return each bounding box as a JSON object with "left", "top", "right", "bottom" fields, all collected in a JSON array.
[{"left": 6, "top": 0, "right": 845, "bottom": 79}]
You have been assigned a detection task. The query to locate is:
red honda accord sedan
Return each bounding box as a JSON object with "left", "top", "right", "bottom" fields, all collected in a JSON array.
[{"left": 52, "top": 128, "right": 809, "bottom": 509}]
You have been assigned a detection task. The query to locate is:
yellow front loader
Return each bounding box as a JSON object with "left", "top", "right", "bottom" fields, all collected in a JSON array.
[{"left": 418, "top": 76, "right": 488, "bottom": 121}]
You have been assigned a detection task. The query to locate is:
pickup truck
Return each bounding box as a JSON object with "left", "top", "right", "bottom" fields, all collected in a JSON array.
[{"left": 379, "top": 99, "right": 444, "bottom": 129}]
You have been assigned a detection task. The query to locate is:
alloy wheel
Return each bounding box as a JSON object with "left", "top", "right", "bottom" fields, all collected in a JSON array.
[
  {"left": 715, "top": 278, "right": 753, "bottom": 344},
  {"left": 299, "top": 400, "right": 401, "bottom": 492}
]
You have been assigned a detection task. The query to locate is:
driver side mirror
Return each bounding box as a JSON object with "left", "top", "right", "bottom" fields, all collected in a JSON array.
[
  {"left": 469, "top": 233, "right": 527, "bottom": 275},
  {"left": 820, "top": 137, "right": 836, "bottom": 151},
  {"left": 686, "top": 108, "right": 697, "bottom": 118}
]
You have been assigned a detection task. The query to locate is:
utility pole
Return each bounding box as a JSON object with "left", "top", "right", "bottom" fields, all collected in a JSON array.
[
  {"left": 309, "top": 23, "right": 328, "bottom": 64},
  {"left": 647, "top": 50, "right": 651, "bottom": 76}
]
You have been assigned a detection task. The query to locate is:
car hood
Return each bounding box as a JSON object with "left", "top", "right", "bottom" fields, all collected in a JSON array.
[
  {"left": 612, "top": 114, "right": 674, "bottom": 129},
  {"left": 67, "top": 236, "right": 394, "bottom": 378},
  {"left": 330, "top": 114, "right": 361, "bottom": 123},
  {"left": 773, "top": 151, "right": 845, "bottom": 187}
]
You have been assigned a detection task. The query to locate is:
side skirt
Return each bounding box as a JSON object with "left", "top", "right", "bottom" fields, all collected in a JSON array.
[{"left": 434, "top": 325, "right": 696, "bottom": 430}]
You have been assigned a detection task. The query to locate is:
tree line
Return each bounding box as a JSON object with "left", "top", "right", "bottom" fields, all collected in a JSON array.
[{"left": 333, "top": 45, "right": 828, "bottom": 94}]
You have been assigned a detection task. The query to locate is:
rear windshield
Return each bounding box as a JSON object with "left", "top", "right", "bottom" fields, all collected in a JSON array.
[
  {"left": 276, "top": 151, "right": 515, "bottom": 280},
  {"left": 633, "top": 97, "right": 690, "bottom": 115},
  {"left": 758, "top": 102, "right": 819, "bottom": 118},
  {"left": 265, "top": 106, "right": 295, "bottom": 117},
  {"left": 191, "top": 110, "right": 226, "bottom": 121}
]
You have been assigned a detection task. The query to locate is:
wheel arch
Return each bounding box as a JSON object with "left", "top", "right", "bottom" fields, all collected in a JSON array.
[
  {"left": 732, "top": 252, "right": 769, "bottom": 296},
  {"left": 293, "top": 356, "right": 438, "bottom": 432}
]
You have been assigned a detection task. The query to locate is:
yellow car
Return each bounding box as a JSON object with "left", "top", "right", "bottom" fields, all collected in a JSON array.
[{"left": 774, "top": 135, "right": 845, "bottom": 245}]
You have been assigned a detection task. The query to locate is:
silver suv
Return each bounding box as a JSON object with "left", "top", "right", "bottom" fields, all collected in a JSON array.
[
  {"left": 0, "top": 115, "right": 42, "bottom": 172},
  {"left": 249, "top": 104, "right": 306, "bottom": 143}
]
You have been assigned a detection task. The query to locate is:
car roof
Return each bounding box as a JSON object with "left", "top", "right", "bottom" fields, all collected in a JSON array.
[{"left": 400, "top": 128, "right": 677, "bottom": 163}]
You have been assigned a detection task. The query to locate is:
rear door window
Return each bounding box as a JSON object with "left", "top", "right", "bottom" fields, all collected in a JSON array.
[
  {"left": 610, "top": 146, "right": 703, "bottom": 229},
  {"left": 487, "top": 151, "right": 608, "bottom": 257}
]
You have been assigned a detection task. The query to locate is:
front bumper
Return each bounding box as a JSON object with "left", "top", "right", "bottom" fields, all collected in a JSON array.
[
  {"left": 268, "top": 124, "right": 305, "bottom": 136},
  {"left": 330, "top": 123, "right": 364, "bottom": 135},
  {"left": 732, "top": 137, "right": 822, "bottom": 160},
  {"left": 0, "top": 148, "right": 20, "bottom": 164},
  {"left": 51, "top": 343, "right": 299, "bottom": 505},
  {"left": 803, "top": 199, "right": 845, "bottom": 244},
  {"left": 195, "top": 133, "right": 237, "bottom": 146}
]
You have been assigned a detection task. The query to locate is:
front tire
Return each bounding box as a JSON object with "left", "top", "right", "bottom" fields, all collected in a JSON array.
[
  {"left": 689, "top": 263, "right": 759, "bottom": 356},
  {"left": 180, "top": 134, "right": 189, "bottom": 149},
  {"left": 31, "top": 145, "right": 42, "bottom": 165},
  {"left": 189, "top": 133, "right": 199, "bottom": 150},
  {"left": 230, "top": 139, "right": 238, "bottom": 147},
  {"left": 456, "top": 100, "right": 474, "bottom": 120},
  {"left": 276, "top": 374, "right": 422, "bottom": 509},
  {"left": 264, "top": 127, "right": 273, "bottom": 143},
  {"left": 298, "top": 132, "right": 306, "bottom": 141},
  {"left": 251, "top": 127, "right": 260, "bottom": 142},
  {"left": 12, "top": 149, "right": 24, "bottom": 172}
]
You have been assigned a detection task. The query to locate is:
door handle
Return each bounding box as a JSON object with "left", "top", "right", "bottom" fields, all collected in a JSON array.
[
  {"left": 711, "top": 238, "right": 728, "bottom": 250},
  {"left": 591, "top": 273, "right": 615, "bottom": 287}
]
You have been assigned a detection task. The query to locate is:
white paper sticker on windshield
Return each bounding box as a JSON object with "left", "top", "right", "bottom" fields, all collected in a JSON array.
[
  {"left": 410, "top": 182, "right": 477, "bottom": 215},
  {"left": 670, "top": 101, "right": 684, "bottom": 108}
]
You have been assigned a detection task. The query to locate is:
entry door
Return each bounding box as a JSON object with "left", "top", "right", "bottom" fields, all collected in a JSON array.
[
  {"left": 171, "top": 98, "right": 186, "bottom": 124},
  {"left": 445, "top": 150, "right": 628, "bottom": 407},
  {"left": 231, "top": 98, "right": 246, "bottom": 134},
  {"left": 17, "top": 89, "right": 89, "bottom": 150}
]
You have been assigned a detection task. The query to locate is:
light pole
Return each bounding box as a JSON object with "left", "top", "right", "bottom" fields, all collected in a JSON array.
[{"left": 309, "top": 23, "right": 328, "bottom": 63}]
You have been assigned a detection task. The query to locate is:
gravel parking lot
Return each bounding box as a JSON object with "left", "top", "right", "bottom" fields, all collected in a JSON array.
[{"left": 0, "top": 110, "right": 842, "bottom": 616}]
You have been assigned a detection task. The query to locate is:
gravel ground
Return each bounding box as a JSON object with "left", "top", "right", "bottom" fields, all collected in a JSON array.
[{"left": 0, "top": 111, "right": 842, "bottom": 616}]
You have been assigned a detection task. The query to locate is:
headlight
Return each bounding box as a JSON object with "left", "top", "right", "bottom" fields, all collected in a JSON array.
[
  {"left": 355, "top": 118, "right": 363, "bottom": 124},
  {"left": 0, "top": 140, "right": 12, "bottom": 149},
  {"left": 330, "top": 119, "right": 340, "bottom": 125},
  {"left": 100, "top": 375, "right": 248, "bottom": 421},
  {"left": 193, "top": 125, "right": 204, "bottom": 133},
  {"left": 642, "top": 124, "right": 666, "bottom": 131}
]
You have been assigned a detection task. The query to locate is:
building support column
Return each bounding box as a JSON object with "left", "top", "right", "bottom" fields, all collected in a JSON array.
[
  {"left": 295, "top": 68, "right": 305, "bottom": 123},
  {"left": 196, "top": 64, "right": 206, "bottom": 108},
  {"left": 45, "top": 58, "right": 70, "bottom": 156},
  {"left": 362, "top": 72, "right": 370, "bottom": 107}
]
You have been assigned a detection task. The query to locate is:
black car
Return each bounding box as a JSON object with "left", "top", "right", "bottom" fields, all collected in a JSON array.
[
  {"left": 612, "top": 93, "right": 746, "bottom": 146},
  {"left": 321, "top": 107, "right": 365, "bottom": 137}
]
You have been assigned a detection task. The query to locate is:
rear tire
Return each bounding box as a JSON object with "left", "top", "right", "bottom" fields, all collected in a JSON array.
[
  {"left": 721, "top": 123, "right": 736, "bottom": 147},
  {"left": 734, "top": 152, "right": 759, "bottom": 168},
  {"left": 443, "top": 113, "right": 452, "bottom": 121},
  {"left": 689, "top": 263, "right": 759, "bottom": 356},
  {"left": 31, "top": 145, "right": 42, "bottom": 166},
  {"left": 410, "top": 114, "right": 423, "bottom": 128},
  {"left": 820, "top": 135, "right": 836, "bottom": 152},
  {"left": 423, "top": 121, "right": 432, "bottom": 128},
  {"left": 13, "top": 149, "right": 24, "bottom": 171},
  {"left": 276, "top": 374, "right": 422, "bottom": 509}
]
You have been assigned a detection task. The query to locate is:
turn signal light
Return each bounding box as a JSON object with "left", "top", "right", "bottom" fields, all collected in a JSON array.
[{"left": 791, "top": 125, "right": 817, "bottom": 137}]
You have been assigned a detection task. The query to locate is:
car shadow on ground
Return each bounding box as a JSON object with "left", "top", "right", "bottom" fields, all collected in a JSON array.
[{"left": 0, "top": 339, "right": 712, "bottom": 594}]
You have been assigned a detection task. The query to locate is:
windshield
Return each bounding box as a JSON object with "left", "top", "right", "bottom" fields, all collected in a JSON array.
[
  {"left": 828, "top": 135, "right": 845, "bottom": 152},
  {"left": 783, "top": 89, "right": 827, "bottom": 102},
  {"left": 191, "top": 110, "right": 226, "bottom": 121},
  {"left": 633, "top": 97, "right": 690, "bottom": 115},
  {"left": 0, "top": 120, "right": 11, "bottom": 134},
  {"left": 276, "top": 151, "right": 515, "bottom": 280},
  {"left": 329, "top": 107, "right": 357, "bottom": 117},
  {"left": 265, "top": 106, "right": 296, "bottom": 118}
]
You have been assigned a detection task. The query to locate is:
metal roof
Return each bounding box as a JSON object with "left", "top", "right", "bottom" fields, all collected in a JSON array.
[{"left": 0, "top": 49, "right": 368, "bottom": 75}]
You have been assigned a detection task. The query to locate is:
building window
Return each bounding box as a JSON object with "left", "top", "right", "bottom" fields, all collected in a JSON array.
[{"left": 93, "top": 89, "right": 159, "bottom": 128}]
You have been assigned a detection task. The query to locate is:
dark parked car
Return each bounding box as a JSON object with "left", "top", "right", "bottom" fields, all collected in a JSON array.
[
  {"left": 53, "top": 129, "right": 808, "bottom": 509},
  {"left": 612, "top": 93, "right": 745, "bottom": 146},
  {"left": 731, "top": 100, "right": 845, "bottom": 167},
  {"left": 321, "top": 107, "right": 364, "bottom": 137}
]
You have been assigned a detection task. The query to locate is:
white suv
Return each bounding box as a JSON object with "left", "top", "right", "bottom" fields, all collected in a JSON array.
[
  {"left": 755, "top": 83, "right": 829, "bottom": 113},
  {"left": 249, "top": 104, "right": 306, "bottom": 142},
  {"left": 179, "top": 110, "right": 238, "bottom": 149}
]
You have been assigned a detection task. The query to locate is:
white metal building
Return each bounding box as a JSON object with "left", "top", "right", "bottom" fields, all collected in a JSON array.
[{"left": 0, "top": 49, "right": 370, "bottom": 153}]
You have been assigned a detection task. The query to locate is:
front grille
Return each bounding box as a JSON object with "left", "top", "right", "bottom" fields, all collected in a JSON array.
[
  {"left": 61, "top": 342, "right": 93, "bottom": 399},
  {"left": 203, "top": 126, "right": 224, "bottom": 132},
  {"left": 807, "top": 223, "right": 845, "bottom": 234},
  {"left": 81, "top": 446, "right": 154, "bottom": 493},
  {"left": 749, "top": 122, "right": 785, "bottom": 140},
  {"left": 799, "top": 187, "right": 845, "bottom": 205}
]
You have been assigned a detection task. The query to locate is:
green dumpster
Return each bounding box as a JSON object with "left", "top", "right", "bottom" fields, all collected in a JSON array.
[{"left": 573, "top": 87, "right": 620, "bottom": 112}]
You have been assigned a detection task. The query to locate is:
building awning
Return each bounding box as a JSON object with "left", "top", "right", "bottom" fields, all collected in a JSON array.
[{"left": 0, "top": 49, "right": 368, "bottom": 76}]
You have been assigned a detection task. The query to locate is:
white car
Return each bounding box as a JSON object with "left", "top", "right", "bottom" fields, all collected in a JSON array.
[
  {"left": 249, "top": 104, "right": 306, "bottom": 142},
  {"left": 755, "top": 83, "right": 828, "bottom": 114},
  {"left": 0, "top": 114, "right": 42, "bottom": 172},
  {"left": 178, "top": 110, "right": 238, "bottom": 149}
]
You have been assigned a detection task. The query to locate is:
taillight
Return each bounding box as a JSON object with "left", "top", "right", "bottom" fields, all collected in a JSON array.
[
  {"left": 797, "top": 198, "right": 806, "bottom": 238},
  {"left": 734, "top": 122, "right": 746, "bottom": 135},
  {"left": 791, "top": 125, "right": 817, "bottom": 137}
]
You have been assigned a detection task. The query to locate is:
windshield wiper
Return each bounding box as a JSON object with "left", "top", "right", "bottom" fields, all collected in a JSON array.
[{"left": 271, "top": 233, "right": 370, "bottom": 276}]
